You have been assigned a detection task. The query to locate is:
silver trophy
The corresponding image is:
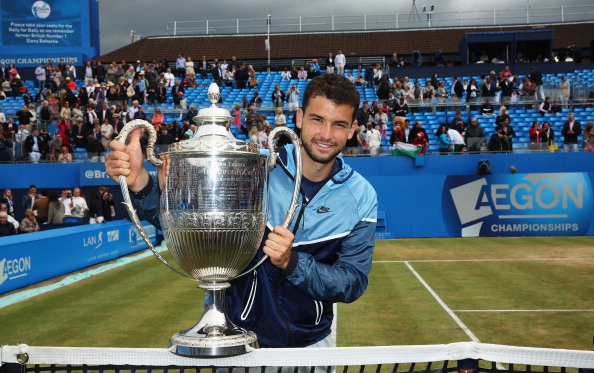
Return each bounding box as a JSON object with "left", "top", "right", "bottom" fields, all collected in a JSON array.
[{"left": 115, "top": 83, "right": 302, "bottom": 357}]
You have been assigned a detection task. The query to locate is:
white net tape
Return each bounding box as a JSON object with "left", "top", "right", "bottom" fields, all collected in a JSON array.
[{"left": 1, "top": 342, "right": 593, "bottom": 369}]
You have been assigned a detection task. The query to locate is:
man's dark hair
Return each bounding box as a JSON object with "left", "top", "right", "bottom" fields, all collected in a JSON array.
[{"left": 302, "top": 74, "right": 360, "bottom": 120}]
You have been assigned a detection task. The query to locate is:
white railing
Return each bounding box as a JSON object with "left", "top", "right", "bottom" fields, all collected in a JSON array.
[{"left": 164, "top": 5, "right": 594, "bottom": 36}]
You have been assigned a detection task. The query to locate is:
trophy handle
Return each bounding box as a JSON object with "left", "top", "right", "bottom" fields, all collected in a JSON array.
[
  {"left": 234, "top": 126, "right": 303, "bottom": 279},
  {"left": 115, "top": 119, "right": 195, "bottom": 281}
]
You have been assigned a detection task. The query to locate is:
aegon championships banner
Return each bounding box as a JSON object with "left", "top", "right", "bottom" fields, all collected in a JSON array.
[{"left": 442, "top": 173, "right": 594, "bottom": 237}]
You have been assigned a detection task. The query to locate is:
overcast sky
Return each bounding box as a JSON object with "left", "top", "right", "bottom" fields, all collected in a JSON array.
[{"left": 98, "top": 0, "right": 593, "bottom": 55}]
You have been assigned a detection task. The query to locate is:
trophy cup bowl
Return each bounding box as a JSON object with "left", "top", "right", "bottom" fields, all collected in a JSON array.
[{"left": 115, "top": 84, "right": 302, "bottom": 357}]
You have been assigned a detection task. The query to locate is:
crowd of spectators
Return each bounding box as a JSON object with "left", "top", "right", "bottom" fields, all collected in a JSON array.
[
  {"left": 0, "top": 53, "right": 593, "bottom": 164},
  {"left": 0, "top": 185, "right": 116, "bottom": 237}
]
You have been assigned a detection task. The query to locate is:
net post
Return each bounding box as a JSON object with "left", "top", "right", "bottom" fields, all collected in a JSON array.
[{"left": 458, "top": 358, "right": 478, "bottom": 373}]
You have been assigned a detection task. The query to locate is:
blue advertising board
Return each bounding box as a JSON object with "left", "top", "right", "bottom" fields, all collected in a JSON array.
[
  {"left": 441, "top": 173, "right": 593, "bottom": 237},
  {"left": 78, "top": 161, "right": 158, "bottom": 187},
  {"left": 369, "top": 172, "right": 594, "bottom": 239},
  {"left": 0, "top": 0, "right": 98, "bottom": 66},
  {"left": 0, "top": 220, "right": 157, "bottom": 294}
]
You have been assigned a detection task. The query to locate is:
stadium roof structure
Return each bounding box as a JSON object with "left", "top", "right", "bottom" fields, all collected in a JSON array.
[{"left": 98, "top": 21, "right": 594, "bottom": 63}]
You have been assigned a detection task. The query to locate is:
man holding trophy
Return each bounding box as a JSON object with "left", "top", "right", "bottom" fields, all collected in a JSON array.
[{"left": 105, "top": 74, "right": 377, "bottom": 351}]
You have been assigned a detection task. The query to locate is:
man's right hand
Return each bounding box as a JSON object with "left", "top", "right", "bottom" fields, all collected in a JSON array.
[{"left": 105, "top": 128, "right": 149, "bottom": 192}]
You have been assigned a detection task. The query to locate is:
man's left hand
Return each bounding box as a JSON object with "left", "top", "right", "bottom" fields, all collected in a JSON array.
[{"left": 263, "top": 226, "right": 294, "bottom": 270}]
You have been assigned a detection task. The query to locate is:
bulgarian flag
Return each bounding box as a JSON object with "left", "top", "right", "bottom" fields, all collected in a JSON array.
[{"left": 392, "top": 142, "right": 421, "bottom": 158}]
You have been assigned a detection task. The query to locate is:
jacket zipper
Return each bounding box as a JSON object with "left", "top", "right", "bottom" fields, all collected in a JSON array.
[{"left": 271, "top": 167, "right": 342, "bottom": 346}]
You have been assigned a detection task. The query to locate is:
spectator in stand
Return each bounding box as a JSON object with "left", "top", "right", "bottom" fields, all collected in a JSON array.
[
  {"left": 58, "top": 144, "right": 72, "bottom": 162},
  {"left": 248, "top": 127, "right": 260, "bottom": 148},
  {"left": 582, "top": 121, "right": 594, "bottom": 152},
  {"left": 70, "top": 187, "right": 88, "bottom": 222},
  {"left": 412, "top": 132, "right": 428, "bottom": 155},
  {"left": 32, "top": 190, "right": 49, "bottom": 224},
  {"left": 88, "top": 190, "right": 103, "bottom": 224},
  {"left": 100, "top": 119, "right": 113, "bottom": 150},
  {"left": 250, "top": 92, "right": 263, "bottom": 107},
  {"left": 163, "top": 68, "right": 175, "bottom": 88},
  {"left": 529, "top": 66, "right": 544, "bottom": 101},
  {"left": 374, "top": 107, "right": 388, "bottom": 138},
  {"left": 498, "top": 117, "right": 516, "bottom": 153},
  {"left": 393, "top": 96, "right": 409, "bottom": 118},
  {"left": 365, "top": 123, "right": 382, "bottom": 156},
  {"left": 436, "top": 125, "right": 451, "bottom": 155},
  {"left": 465, "top": 118, "right": 485, "bottom": 153},
  {"left": 71, "top": 117, "right": 86, "bottom": 149},
  {"left": 171, "top": 80, "right": 184, "bottom": 108},
  {"left": 422, "top": 81, "right": 435, "bottom": 102},
  {"left": 274, "top": 107, "right": 286, "bottom": 127},
  {"left": 558, "top": 75, "right": 570, "bottom": 108},
  {"left": 151, "top": 108, "right": 164, "bottom": 127},
  {"left": 540, "top": 121, "right": 555, "bottom": 148},
  {"left": 325, "top": 53, "right": 335, "bottom": 74},
  {"left": 450, "top": 112, "right": 466, "bottom": 134},
  {"left": 14, "top": 123, "right": 29, "bottom": 159},
  {"left": 335, "top": 49, "right": 346, "bottom": 74},
  {"left": 561, "top": 112, "right": 582, "bottom": 152},
  {"left": 47, "top": 191, "right": 64, "bottom": 224},
  {"left": 495, "top": 106, "right": 510, "bottom": 126},
  {"left": 59, "top": 101, "right": 71, "bottom": 122},
  {"left": 20, "top": 209, "right": 39, "bottom": 233},
  {"left": 235, "top": 64, "right": 249, "bottom": 89},
  {"left": 447, "top": 127, "right": 465, "bottom": 154},
  {"left": 271, "top": 85, "right": 285, "bottom": 108},
  {"left": 538, "top": 97, "right": 552, "bottom": 116},
  {"left": 399, "top": 120, "right": 413, "bottom": 143},
  {"left": 0, "top": 202, "right": 18, "bottom": 230},
  {"left": 480, "top": 76, "right": 496, "bottom": 98},
  {"left": 156, "top": 126, "right": 175, "bottom": 153},
  {"left": 35, "top": 63, "right": 46, "bottom": 90},
  {"left": 480, "top": 99, "right": 495, "bottom": 116},
  {"left": 286, "top": 84, "right": 300, "bottom": 115},
  {"left": 24, "top": 126, "right": 48, "bottom": 163},
  {"left": 133, "top": 105, "right": 148, "bottom": 121},
  {"left": 466, "top": 78, "right": 479, "bottom": 104},
  {"left": 528, "top": 121, "right": 542, "bottom": 151},
  {"left": 0, "top": 211, "right": 16, "bottom": 236},
  {"left": 0, "top": 189, "right": 14, "bottom": 216},
  {"left": 551, "top": 100, "right": 563, "bottom": 115},
  {"left": 364, "top": 65, "right": 375, "bottom": 89},
  {"left": 376, "top": 75, "right": 391, "bottom": 102},
  {"left": 452, "top": 77, "right": 464, "bottom": 102},
  {"left": 16, "top": 105, "right": 33, "bottom": 128},
  {"left": 175, "top": 54, "right": 186, "bottom": 78},
  {"left": 48, "top": 132, "right": 63, "bottom": 161},
  {"left": 297, "top": 66, "right": 308, "bottom": 80},
  {"left": 243, "top": 104, "right": 261, "bottom": 135},
  {"left": 86, "top": 133, "right": 105, "bottom": 162},
  {"left": 355, "top": 102, "right": 372, "bottom": 132},
  {"left": 354, "top": 73, "right": 365, "bottom": 86},
  {"left": 436, "top": 81, "right": 448, "bottom": 103},
  {"left": 0, "top": 132, "right": 12, "bottom": 161}
]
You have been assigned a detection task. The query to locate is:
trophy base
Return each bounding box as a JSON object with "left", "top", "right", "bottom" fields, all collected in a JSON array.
[
  {"left": 168, "top": 287, "right": 259, "bottom": 357},
  {"left": 170, "top": 328, "right": 258, "bottom": 357}
]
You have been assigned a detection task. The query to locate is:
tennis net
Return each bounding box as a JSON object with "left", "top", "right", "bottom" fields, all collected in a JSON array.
[{"left": 1, "top": 342, "right": 593, "bottom": 373}]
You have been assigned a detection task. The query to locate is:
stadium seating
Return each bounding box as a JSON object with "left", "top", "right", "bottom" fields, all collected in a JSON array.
[{"left": 1, "top": 67, "right": 593, "bottom": 152}]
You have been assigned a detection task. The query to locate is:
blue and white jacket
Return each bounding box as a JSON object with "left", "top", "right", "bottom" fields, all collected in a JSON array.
[{"left": 131, "top": 145, "right": 377, "bottom": 348}]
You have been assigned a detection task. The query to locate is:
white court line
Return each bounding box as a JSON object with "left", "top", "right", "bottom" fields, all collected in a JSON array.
[
  {"left": 375, "top": 257, "right": 594, "bottom": 263},
  {"left": 454, "top": 309, "right": 594, "bottom": 313},
  {"left": 404, "top": 261, "right": 481, "bottom": 343}
]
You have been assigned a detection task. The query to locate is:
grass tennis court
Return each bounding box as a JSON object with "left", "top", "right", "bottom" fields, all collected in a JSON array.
[{"left": 1, "top": 236, "right": 593, "bottom": 351}]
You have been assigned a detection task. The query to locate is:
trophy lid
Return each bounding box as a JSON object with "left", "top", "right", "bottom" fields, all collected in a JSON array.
[{"left": 167, "top": 83, "right": 259, "bottom": 155}]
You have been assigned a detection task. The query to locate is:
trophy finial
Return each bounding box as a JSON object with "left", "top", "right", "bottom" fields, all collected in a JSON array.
[{"left": 207, "top": 83, "right": 220, "bottom": 106}]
